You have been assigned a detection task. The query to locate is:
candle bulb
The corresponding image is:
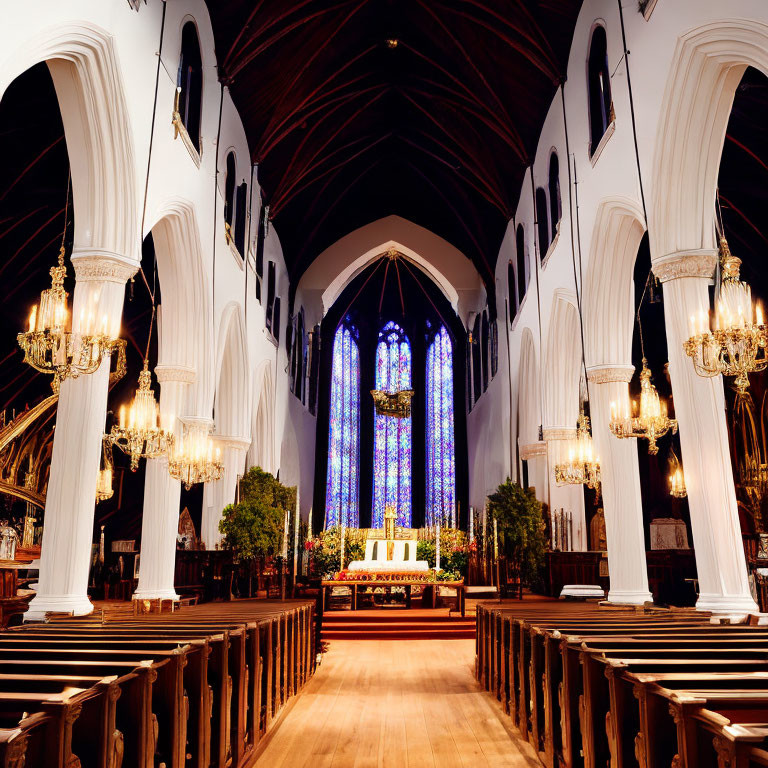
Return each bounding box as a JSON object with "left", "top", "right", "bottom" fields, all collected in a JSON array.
[
  {"left": 28, "top": 306, "right": 37, "bottom": 333},
  {"left": 758, "top": 302, "right": 764, "bottom": 327}
]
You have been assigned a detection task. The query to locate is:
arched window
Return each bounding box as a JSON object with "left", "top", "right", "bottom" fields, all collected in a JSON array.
[
  {"left": 548, "top": 153, "right": 561, "bottom": 238},
  {"left": 472, "top": 314, "right": 482, "bottom": 403},
  {"left": 294, "top": 310, "right": 306, "bottom": 402},
  {"left": 266, "top": 261, "right": 276, "bottom": 331},
  {"left": 588, "top": 25, "right": 613, "bottom": 156},
  {"left": 177, "top": 21, "right": 203, "bottom": 152},
  {"left": 508, "top": 261, "right": 516, "bottom": 321},
  {"left": 325, "top": 322, "right": 360, "bottom": 528},
  {"left": 490, "top": 318, "right": 498, "bottom": 378},
  {"left": 535, "top": 186, "right": 549, "bottom": 259},
  {"left": 481, "top": 311, "right": 490, "bottom": 391},
  {"left": 426, "top": 326, "right": 455, "bottom": 526},
  {"left": 224, "top": 151, "right": 236, "bottom": 239},
  {"left": 516, "top": 224, "right": 527, "bottom": 309},
  {"left": 372, "top": 322, "right": 412, "bottom": 527},
  {"left": 234, "top": 181, "right": 248, "bottom": 256}
]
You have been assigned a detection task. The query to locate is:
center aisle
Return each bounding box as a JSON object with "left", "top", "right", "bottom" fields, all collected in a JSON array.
[{"left": 254, "top": 637, "right": 540, "bottom": 767}]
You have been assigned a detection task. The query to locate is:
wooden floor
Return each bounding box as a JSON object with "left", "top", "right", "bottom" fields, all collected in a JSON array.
[{"left": 254, "top": 638, "right": 540, "bottom": 767}]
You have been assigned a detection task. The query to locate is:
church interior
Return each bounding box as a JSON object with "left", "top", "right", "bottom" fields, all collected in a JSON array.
[{"left": 1, "top": 0, "right": 768, "bottom": 765}]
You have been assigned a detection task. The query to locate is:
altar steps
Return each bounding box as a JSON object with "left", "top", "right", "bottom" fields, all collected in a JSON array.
[{"left": 321, "top": 609, "right": 476, "bottom": 640}]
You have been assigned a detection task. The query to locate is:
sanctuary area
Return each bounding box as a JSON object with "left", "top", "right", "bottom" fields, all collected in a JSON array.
[{"left": 1, "top": 0, "right": 768, "bottom": 765}]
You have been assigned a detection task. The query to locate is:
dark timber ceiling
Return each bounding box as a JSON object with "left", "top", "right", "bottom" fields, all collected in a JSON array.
[{"left": 206, "top": 0, "right": 583, "bottom": 289}]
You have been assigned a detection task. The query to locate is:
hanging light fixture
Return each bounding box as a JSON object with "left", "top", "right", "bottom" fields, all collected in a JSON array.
[
  {"left": 17, "top": 177, "right": 126, "bottom": 393},
  {"left": 554, "top": 411, "right": 601, "bottom": 490},
  {"left": 96, "top": 439, "right": 115, "bottom": 503},
  {"left": 609, "top": 358, "right": 677, "bottom": 454},
  {"left": 668, "top": 447, "right": 687, "bottom": 499},
  {"left": 683, "top": 236, "right": 767, "bottom": 394},
  {"left": 17, "top": 246, "right": 127, "bottom": 393},
  {"left": 167, "top": 421, "right": 223, "bottom": 490},
  {"left": 106, "top": 359, "right": 174, "bottom": 471}
]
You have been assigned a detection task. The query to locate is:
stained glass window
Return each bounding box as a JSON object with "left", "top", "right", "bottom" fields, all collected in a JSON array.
[
  {"left": 426, "top": 326, "right": 456, "bottom": 526},
  {"left": 325, "top": 323, "right": 360, "bottom": 528},
  {"left": 372, "top": 322, "right": 412, "bottom": 527}
]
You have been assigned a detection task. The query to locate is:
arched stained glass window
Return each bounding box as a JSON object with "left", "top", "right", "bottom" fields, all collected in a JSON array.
[
  {"left": 372, "top": 321, "right": 412, "bottom": 528},
  {"left": 426, "top": 326, "right": 455, "bottom": 526},
  {"left": 325, "top": 323, "right": 360, "bottom": 528}
]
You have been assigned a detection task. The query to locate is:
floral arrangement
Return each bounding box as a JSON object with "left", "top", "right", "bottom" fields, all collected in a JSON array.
[
  {"left": 416, "top": 527, "right": 472, "bottom": 580},
  {"left": 306, "top": 526, "right": 365, "bottom": 578}
]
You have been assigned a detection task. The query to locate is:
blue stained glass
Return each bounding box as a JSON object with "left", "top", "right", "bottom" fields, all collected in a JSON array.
[
  {"left": 372, "top": 322, "right": 412, "bottom": 528},
  {"left": 426, "top": 326, "right": 456, "bottom": 526},
  {"left": 325, "top": 324, "right": 360, "bottom": 528}
]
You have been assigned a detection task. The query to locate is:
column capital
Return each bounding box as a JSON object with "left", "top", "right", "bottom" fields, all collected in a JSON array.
[
  {"left": 587, "top": 364, "right": 635, "bottom": 384},
  {"left": 180, "top": 416, "right": 214, "bottom": 430},
  {"left": 542, "top": 426, "right": 576, "bottom": 442},
  {"left": 652, "top": 249, "right": 717, "bottom": 283},
  {"left": 71, "top": 249, "right": 139, "bottom": 284},
  {"left": 155, "top": 365, "right": 196, "bottom": 384},
  {"left": 214, "top": 435, "right": 252, "bottom": 452},
  {"left": 519, "top": 441, "right": 547, "bottom": 459}
]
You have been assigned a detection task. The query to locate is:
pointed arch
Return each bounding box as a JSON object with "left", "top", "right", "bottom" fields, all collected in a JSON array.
[
  {"left": 583, "top": 197, "right": 646, "bottom": 368},
  {"left": 372, "top": 321, "right": 412, "bottom": 527},
  {"left": 248, "top": 361, "right": 276, "bottom": 475},
  {"left": 214, "top": 302, "right": 250, "bottom": 438},
  {"left": 650, "top": 20, "right": 768, "bottom": 260},
  {"left": 543, "top": 293, "right": 581, "bottom": 429},
  {"left": 148, "top": 199, "right": 212, "bottom": 415},
  {"left": 518, "top": 328, "right": 541, "bottom": 446},
  {"left": 326, "top": 321, "right": 361, "bottom": 528},
  {"left": 0, "top": 22, "right": 139, "bottom": 263},
  {"left": 426, "top": 325, "right": 455, "bottom": 527}
]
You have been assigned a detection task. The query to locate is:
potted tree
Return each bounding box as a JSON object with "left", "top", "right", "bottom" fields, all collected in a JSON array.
[
  {"left": 487, "top": 479, "right": 547, "bottom": 598},
  {"left": 219, "top": 466, "right": 289, "bottom": 597}
]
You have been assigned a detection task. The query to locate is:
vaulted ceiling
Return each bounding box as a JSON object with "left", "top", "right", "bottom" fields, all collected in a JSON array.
[{"left": 207, "top": 0, "right": 583, "bottom": 291}]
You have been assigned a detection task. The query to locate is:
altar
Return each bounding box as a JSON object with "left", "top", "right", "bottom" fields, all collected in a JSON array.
[{"left": 321, "top": 578, "right": 466, "bottom": 615}]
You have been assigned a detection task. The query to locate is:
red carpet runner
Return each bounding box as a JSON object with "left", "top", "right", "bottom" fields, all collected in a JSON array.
[{"left": 321, "top": 608, "right": 476, "bottom": 640}]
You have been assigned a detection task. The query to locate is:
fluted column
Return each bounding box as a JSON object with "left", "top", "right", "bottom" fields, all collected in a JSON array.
[
  {"left": 26, "top": 251, "right": 137, "bottom": 619},
  {"left": 654, "top": 250, "right": 757, "bottom": 614},
  {"left": 587, "top": 365, "right": 652, "bottom": 605},
  {"left": 543, "top": 428, "right": 587, "bottom": 551},
  {"left": 201, "top": 436, "right": 251, "bottom": 549},
  {"left": 133, "top": 365, "right": 196, "bottom": 601}
]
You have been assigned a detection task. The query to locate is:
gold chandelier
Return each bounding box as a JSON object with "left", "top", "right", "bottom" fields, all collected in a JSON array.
[
  {"left": 167, "top": 422, "right": 223, "bottom": 490},
  {"left": 683, "top": 236, "right": 767, "bottom": 394},
  {"left": 554, "top": 412, "right": 601, "bottom": 490},
  {"left": 371, "top": 389, "right": 415, "bottom": 419},
  {"left": 106, "top": 360, "right": 174, "bottom": 471},
  {"left": 96, "top": 439, "right": 114, "bottom": 503},
  {"left": 668, "top": 448, "right": 687, "bottom": 499},
  {"left": 17, "top": 247, "right": 126, "bottom": 393},
  {"left": 608, "top": 359, "right": 677, "bottom": 454}
]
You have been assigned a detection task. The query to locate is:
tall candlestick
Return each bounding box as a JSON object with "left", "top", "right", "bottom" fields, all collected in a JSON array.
[
  {"left": 482, "top": 503, "right": 487, "bottom": 552},
  {"left": 493, "top": 518, "right": 499, "bottom": 559},
  {"left": 340, "top": 522, "right": 345, "bottom": 571},
  {"left": 293, "top": 487, "right": 300, "bottom": 588},
  {"left": 469, "top": 506, "right": 474, "bottom": 542},
  {"left": 436, "top": 522, "right": 441, "bottom": 571},
  {"left": 282, "top": 508, "right": 288, "bottom": 559}
]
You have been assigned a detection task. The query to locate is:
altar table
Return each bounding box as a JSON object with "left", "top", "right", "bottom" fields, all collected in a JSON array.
[{"left": 322, "top": 579, "right": 465, "bottom": 616}]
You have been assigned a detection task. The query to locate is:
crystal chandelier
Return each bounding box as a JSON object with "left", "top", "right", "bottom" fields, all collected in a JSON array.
[
  {"left": 167, "top": 421, "right": 223, "bottom": 490},
  {"left": 96, "top": 439, "right": 114, "bottom": 503},
  {"left": 608, "top": 359, "right": 677, "bottom": 454},
  {"left": 668, "top": 448, "right": 687, "bottom": 499},
  {"left": 554, "top": 412, "right": 601, "bottom": 490},
  {"left": 17, "top": 247, "right": 126, "bottom": 393},
  {"left": 106, "top": 360, "right": 174, "bottom": 471},
  {"left": 683, "top": 236, "right": 767, "bottom": 394}
]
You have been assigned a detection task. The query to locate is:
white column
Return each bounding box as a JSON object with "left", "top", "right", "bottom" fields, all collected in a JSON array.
[
  {"left": 587, "top": 366, "right": 652, "bottom": 605},
  {"left": 133, "top": 365, "right": 195, "bottom": 601},
  {"left": 201, "top": 436, "right": 251, "bottom": 550},
  {"left": 519, "top": 441, "right": 548, "bottom": 505},
  {"left": 27, "top": 251, "right": 137, "bottom": 619},
  {"left": 654, "top": 251, "right": 758, "bottom": 614},
  {"left": 543, "top": 429, "right": 587, "bottom": 552}
]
